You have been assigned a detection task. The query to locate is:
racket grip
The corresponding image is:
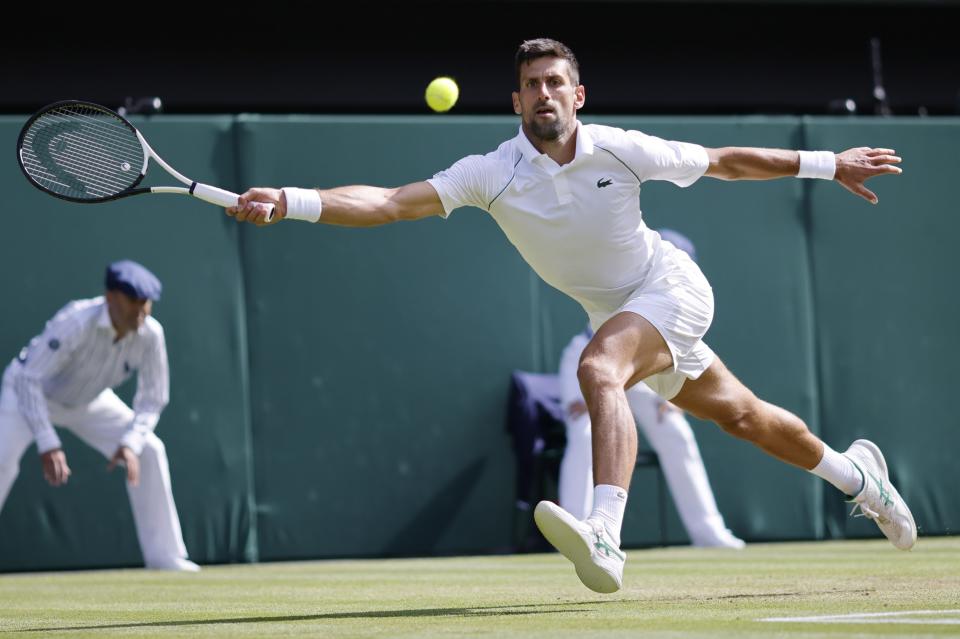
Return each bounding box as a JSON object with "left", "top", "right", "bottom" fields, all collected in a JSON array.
[{"left": 191, "top": 182, "right": 275, "bottom": 222}]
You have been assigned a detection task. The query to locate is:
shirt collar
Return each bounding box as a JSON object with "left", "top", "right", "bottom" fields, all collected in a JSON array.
[
  {"left": 97, "top": 300, "right": 113, "bottom": 331},
  {"left": 514, "top": 120, "right": 593, "bottom": 166},
  {"left": 514, "top": 125, "right": 541, "bottom": 160},
  {"left": 575, "top": 121, "right": 595, "bottom": 157}
]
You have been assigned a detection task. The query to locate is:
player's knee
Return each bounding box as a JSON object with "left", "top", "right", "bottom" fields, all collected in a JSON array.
[
  {"left": 714, "top": 401, "right": 763, "bottom": 441},
  {"left": 577, "top": 355, "right": 621, "bottom": 396}
]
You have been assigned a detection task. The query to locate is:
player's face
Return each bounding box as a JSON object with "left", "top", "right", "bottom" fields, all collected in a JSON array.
[
  {"left": 513, "top": 57, "right": 585, "bottom": 142},
  {"left": 106, "top": 290, "right": 152, "bottom": 337}
]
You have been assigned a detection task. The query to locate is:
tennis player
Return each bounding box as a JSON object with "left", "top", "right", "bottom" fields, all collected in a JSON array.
[{"left": 227, "top": 38, "right": 913, "bottom": 593}]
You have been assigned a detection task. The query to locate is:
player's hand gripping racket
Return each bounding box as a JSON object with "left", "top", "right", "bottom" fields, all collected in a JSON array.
[{"left": 16, "top": 100, "right": 273, "bottom": 220}]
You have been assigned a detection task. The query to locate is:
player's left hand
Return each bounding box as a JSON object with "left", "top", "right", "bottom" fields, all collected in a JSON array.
[
  {"left": 107, "top": 446, "right": 140, "bottom": 486},
  {"left": 835, "top": 147, "right": 902, "bottom": 204}
]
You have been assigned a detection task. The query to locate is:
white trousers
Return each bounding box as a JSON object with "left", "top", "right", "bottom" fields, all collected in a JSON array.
[
  {"left": 559, "top": 383, "right": 735, "bottom": 547},
  {"left": 0, "top": 368, "right": 188, "bottom": 566}
]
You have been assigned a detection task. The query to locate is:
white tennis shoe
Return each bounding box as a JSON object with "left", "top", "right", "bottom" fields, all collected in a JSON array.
[
  {"left": 844, "top": 439, "right": 917, "bottom": 550},
  {"left": 534, "top": 501, "right": 625, "bottom": 593}
]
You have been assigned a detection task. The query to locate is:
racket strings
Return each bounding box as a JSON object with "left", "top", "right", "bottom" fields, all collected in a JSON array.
[
  {"left": 21, "top": 124, "right": 135, "bottom": 194},
  {"left": 20, "top": 103, "right": 145, "bottom": 200},
  {"left": 21, "top": 115, "right": 140, "bottom": 197},
  {"left": 23, "top": 106, "right": 142, "bottom": 195}
]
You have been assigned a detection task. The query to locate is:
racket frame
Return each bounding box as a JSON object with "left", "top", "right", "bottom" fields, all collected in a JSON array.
[{"left": 17, "top": 100, "right": 266, "bottom": 216}]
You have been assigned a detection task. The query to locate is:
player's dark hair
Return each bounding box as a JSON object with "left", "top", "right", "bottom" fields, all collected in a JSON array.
[{"left": 515, "top": 38, "right": 580, "bottom": 87}]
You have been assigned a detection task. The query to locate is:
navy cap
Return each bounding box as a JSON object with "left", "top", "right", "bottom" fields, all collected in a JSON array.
[
  {"left": 105, "top": 260, "right": 162, "bottom": 301},
  {"left": 657, "top": 228, "right": 697, "bottom": 263}
]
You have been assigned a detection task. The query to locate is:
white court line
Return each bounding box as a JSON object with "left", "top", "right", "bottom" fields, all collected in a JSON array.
[{"left": 760, "top": 609, "right": 960, "bottom": 625}]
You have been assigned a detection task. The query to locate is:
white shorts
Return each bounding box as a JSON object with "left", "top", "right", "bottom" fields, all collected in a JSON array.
[{"left": 588, "top": 252, "right": 716, "bottom": 400}]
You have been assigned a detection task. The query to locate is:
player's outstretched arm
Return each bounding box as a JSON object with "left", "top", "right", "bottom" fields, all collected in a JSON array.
[
  {"left": 226, "top": 181, "right": 446, "bottom": 226},
  {"left": 704, "top": 146, "right": 902, "bottom": 204}
]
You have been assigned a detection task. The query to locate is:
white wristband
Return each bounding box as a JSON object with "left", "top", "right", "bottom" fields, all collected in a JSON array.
[
  {"left": 281, "top": 187, "right": 322, "bottom": 222},
  {"left": 797, "top": 150, "right": 836, "bottom": 180}
]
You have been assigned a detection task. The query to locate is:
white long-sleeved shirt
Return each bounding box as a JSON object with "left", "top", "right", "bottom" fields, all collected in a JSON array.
[{"left": 10, "top": 296, "right": 169, "bottom": 455}]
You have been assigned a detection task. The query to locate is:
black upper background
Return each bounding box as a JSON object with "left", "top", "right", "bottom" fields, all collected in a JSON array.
[{"left": 3, "top": 1, "right": 958, "bottom": 116}]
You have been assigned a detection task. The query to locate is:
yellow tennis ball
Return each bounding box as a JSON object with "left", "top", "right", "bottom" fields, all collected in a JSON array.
[{"left": 425, "top": 77, "right": 459, "bottom": 113}]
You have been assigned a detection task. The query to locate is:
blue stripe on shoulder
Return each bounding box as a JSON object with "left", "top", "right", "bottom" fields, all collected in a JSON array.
[{"left": 488, "top": 152, "right": 523, "bottom": 209}]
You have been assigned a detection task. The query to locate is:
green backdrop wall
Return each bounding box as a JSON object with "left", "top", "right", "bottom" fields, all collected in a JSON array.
[
  {"left": 0, "top": 115, "right": 955, "bottom": 570},
  {"left": 0, "top": 117, "right": 256, "bottom": 570}
]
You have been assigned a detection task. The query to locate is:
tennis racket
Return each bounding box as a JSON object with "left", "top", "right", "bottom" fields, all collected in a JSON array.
[{"left": 17, "top": 100, "right": 272, "bottom": 220}]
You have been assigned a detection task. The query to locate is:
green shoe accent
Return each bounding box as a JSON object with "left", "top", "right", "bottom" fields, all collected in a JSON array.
[
  {"left": 593, "top": 536, "right": 625, "bottom": 561},
  {"left": 867, "top": 471, "right": 894, "bottom": 508}
]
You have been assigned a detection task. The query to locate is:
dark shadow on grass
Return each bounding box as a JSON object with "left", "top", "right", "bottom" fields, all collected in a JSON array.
[
  {"left": 10, "top": 601, "right": 604, "bottom": 633},
  {"left": 9, "top": 588, "right": 876, "bottom": 633},
  {"left": 646, "top": 588, "right": 876, "bottom": 603}
]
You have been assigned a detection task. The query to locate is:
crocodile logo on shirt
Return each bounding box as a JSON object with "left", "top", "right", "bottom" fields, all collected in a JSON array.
[{"left": 597, "top": 177, "right": 613, "bottom": 188}]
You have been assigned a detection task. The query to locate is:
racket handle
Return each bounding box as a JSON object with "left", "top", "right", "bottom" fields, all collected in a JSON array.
[{"left": 191, "top": 182, "right": 275, "bottom": 222}]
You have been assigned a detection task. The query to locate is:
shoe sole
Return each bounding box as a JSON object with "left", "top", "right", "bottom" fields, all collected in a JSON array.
[
  {"left": 534, "top": 502, "right": 621, "bottom": 593},
  {"left": 853, "top": 439, "right": 918, "bottom": 550}
]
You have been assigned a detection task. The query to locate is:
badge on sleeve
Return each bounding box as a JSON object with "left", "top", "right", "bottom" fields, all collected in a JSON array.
[{"left": 48, "top": 338, "right": 60, "bottom": 351}]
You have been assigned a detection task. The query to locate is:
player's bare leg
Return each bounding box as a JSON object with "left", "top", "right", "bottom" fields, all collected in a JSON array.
[
  {"left": 579, "top": 312, "right": 674, "bottom": 488},
  {"left": 671, "top": 357, "right": 822, "bottom": 468},
  {"left": 535, "top": 312, "right": 672, "bottom": 593},
  {"left": 672, "top": 357, "right": 916, "bottom": 550}
]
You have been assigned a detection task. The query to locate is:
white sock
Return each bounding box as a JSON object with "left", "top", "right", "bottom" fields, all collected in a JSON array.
[
  {"left": 589, "top": 484, "right": 627, "bottom": 547},
  {"left": 810, "top": 444, "right": 863, "bottom": 495}
]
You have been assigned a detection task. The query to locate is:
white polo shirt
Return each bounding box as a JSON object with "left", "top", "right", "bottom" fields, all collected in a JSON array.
[
  {"left": 8, "top": 296, "right": 169, "bottom": 454},
  {"left": 427, "top": 122, "right": 709, "bottom": 314}
]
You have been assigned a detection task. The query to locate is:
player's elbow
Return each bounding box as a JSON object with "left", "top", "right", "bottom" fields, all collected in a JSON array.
[
  {"left": 368, "top": 181, "right": 444, "bottom": 224},
  {"left": 386, "top": 191, "right": 439, "bottom": 222},
  {"left": 705, "top": 148, "right": 744, "bottom": 180},
  {"left": 376, "top": 189, "right": 416, "bottom": 224},
  {"left": 393, "top": 205, "right": 427, "bottom": 222}
]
